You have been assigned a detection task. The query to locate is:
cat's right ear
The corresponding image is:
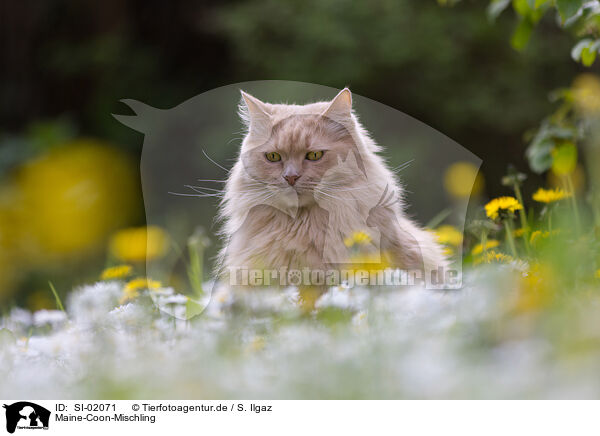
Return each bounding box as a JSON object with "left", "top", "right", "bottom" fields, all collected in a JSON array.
[{"left": 239, "top": 91, "right": 271, "bottom": 143}]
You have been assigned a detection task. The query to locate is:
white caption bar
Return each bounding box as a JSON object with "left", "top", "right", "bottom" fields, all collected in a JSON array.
[{"left": 0, "top": 400, "right": 597, "bottom": 435}]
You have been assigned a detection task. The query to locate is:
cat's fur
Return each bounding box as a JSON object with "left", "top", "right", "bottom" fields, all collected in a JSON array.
[{"left": 218, "top": 88, "right": 445, "bottom": 285}]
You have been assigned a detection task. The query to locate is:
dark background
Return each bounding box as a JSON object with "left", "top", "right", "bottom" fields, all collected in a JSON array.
[{"left": 1, "top": 0, "right": 582, "bottom": 191}]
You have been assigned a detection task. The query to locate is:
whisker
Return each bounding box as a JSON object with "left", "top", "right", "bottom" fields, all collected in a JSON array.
[
  {"left": 168, "top": 192, "right": 221, "bottom": 198},
  {"left": 196, "top": 179, "right": 228, "bottom": 183},
  {"left": 202, "top": 149, "right": 230, "bottom": 173},
  {"left": 392, "top": 159, "right": 414, "bottom": 173},
  {"left": 185, "top": 185, "right": 224, "bottom": 193}
]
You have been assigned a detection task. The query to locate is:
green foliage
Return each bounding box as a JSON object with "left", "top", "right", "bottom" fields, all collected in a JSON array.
[
  {"left": 555, "top": 0, "right": 584, "bottom": 22},
  {"left": 526, "top": 122, "right": 577, "bottom": 173},
  {"left": 571, "top": 38, "right": 600, "bottom": 66}
]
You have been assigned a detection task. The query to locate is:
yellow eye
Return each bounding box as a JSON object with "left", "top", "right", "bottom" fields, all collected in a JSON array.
[
  {"left": 306, "top": 151, "right": 324, "bottom": 161},
  {"left": 265, "top": 152, "right": 281, "bottom": 162}
]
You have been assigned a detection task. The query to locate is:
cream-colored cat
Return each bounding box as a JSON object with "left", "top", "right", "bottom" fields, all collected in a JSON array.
[{"left": 218, "top": 88, "right": 446, "bottom": 286}]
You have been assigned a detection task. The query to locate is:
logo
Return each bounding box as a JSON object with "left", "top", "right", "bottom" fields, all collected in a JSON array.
[{"left": 3, "top": 402, "right": 50, "bottom": 434}]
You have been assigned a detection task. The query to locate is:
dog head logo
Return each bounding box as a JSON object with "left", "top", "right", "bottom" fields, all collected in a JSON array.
[{"left": 3, "top": 402, "right": 50, "bottom": 434}]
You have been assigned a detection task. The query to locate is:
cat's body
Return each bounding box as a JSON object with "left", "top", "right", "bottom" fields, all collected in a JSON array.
[{"left": 218, "top": 89, "right": 445, "bottom": 286}]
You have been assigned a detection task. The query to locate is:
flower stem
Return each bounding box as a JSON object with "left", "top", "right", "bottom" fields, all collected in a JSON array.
[
  {"left": 513, "top": 183, "right": 531, "bottom": 255},
  {"left": 481, "top": 231, "right": 488, "bottom": 254},
  {"left": 503, "top": 219, "right": 518, "bottom": 258},
  {"left": 564, "top": 175, "right": 581, "bottom": 235}
]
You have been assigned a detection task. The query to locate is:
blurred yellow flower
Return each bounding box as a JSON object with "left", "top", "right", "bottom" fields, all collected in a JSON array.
[
  {"left": 0, "top": 189, "right": 19, "bottom": 300},
  {"left": 473, "top": 250, "right": 513, "bottom": 265},
  {"left": 594, "top": 269, "right": 600, "bottom": 279},
  {"left": 344, "top": 231, "right": 372, "bottom": 247},
  {"left": 434, "top": 225, "right": 463, "bottom": 247},
  {"left": 442, "top": 246, "right": 454, "bottom": 257},
  {"left": 109, "top": 226, "right": 169, "bottom": 263},
  {"left": 443, "top": 162, "right": 484, "bottom": 199},
  {"left": 11, "top": 139, "right": 140, "bottom": 262},
  {"left": 513, "top": 228, "right": 526, "bottom": 238},
  {"left": 100, "top": 265, "right": 133, "bottom": 281},
  {"left": 532, "top": 187, "right": 571, "bottom": 203},
  {"left": 471, "top": 239, "right": 500, "bottom": 255},
  {"left": 120, "top": 277, "right": 162, "bottom": 303},
  {"left": 572, "top": 74, "right": 600, "bottom": 114},
  {"left": 529, "top": 230, "right": 560, "bottom": 246},
  {"left": 484, "top": 196, "right": 522, "bottom": 220}
]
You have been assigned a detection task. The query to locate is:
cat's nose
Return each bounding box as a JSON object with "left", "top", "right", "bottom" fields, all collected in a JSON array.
[{"left": 283, "top": 174, "right": 300, "bottom": 186}]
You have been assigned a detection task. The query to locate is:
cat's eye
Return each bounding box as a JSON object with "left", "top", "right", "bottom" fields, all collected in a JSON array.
[
  {"left": 265, "top": 152, "right": 281, "bottom": 162},
  {"left": 306, "top": 151, "right": 324, "bottom": 161}
]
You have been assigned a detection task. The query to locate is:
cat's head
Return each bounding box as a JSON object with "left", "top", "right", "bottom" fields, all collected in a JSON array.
[{"left": 237, "top": 88, "right": 366, "bottom": 207}]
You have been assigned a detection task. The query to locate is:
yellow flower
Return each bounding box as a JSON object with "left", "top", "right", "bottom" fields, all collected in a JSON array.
[
  {"left": 529, "top": 230, "right": 560, "bottom": 246},
  {"left": 344, "top": 231, "right": 372, "bottom": 247},
  {"left": 12, "top": 139, "right": 140, "bottom": 262},
  {"left": 100, "top": 265, "right": 133, "bottom": 281},
  {"left": 471, "top": 239, "right": 500, "bottom": 256},
  {"left": 443, "top": 162, "right": 484, "bottom": 198},
  {"left": 532, "top": 187, "right": 570, "bottom": 204},
  {"left": 442, "top": 246, "right": 454, "bottom": 257},
  {"left": 433, "top": 225, "right": 463, "bottom": 247},
  {"left": 473, "top": 250, "right": 514, "bottom": 265},
  {"left": 120, "top": 277, "right": 162, "bottom": 303},
  {"left": 572, "top": 74, "right": 600, "bottom": 114},
  {"left": 109, "top": 226, "right": 169, "bottom": 263},
  {"left": 484, "top": 196, "right": 523, "bottom": 220},
  {"left": 595, "top": 269, "right": 600, "bottom": 279}
]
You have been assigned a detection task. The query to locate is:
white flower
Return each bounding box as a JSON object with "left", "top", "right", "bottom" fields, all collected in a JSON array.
[{"left": 33, "top": 310, "right": 67, "bottom": 327}]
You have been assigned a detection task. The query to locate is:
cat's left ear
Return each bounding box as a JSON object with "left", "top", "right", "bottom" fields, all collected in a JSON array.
[
  {"left": 239, "top": 91, "right": 271, "bottom": 142},
  {"left": 322, "top": 88, "right": 353, "bottom": 122}
]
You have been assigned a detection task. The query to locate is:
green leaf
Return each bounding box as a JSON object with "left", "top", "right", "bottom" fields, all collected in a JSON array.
[
  {"left": 513, "top": 0, "right": 531, "bottom": 16},
  {"left": 551, "top": 141, "right": 578, "bottom": 175},
  {"left": 511, "top": 19, "right": 534, "bottom": 51},
  {"left": 571, "top": 38, "right": 593, "bottom": 61},
  {"left": 526, "top": 139, "right": 554, "bottom": 173},
  {"left": 581, "top": 46, "right": 597, "bottom": 66},
  {"left": 555, "top": 0, "right": 584, "bottom": 23}
]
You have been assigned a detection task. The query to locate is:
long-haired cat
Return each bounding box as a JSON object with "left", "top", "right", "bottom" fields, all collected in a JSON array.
[{"left": 218, "top": 88, "right": 446, "bottom": 287}]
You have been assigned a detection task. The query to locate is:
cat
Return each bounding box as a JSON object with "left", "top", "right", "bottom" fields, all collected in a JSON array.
[{"left": 218, "top": 88, "right": 446, "bottom": 288}]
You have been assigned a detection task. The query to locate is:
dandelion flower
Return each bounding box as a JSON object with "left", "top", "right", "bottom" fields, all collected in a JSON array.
[
  {"left": 434, "top": 225, "right": 463, "bottom": 247},
  {"left": 344, "top": 231, "right": 372, "bottom": 247},
  {"left": 109, "top": 226, "right": 169, "bottom": 263},
  {"left": 474, "top": 250, "right": 514, "bottom": 265},
  {"left": 532, "top": 187, "right": 570, "bottom": 203},
  {"left": 484, "top": 196, "right": 523, "bottom": 220},
  {"left": 120, "top": 277, "right": 162, "bottom": 303},
  {"left": 100, "top": 265, "right": 133, "bottom": 281},
  {"left": 471, "top": 239, "right": 500, "bottom": 256}
]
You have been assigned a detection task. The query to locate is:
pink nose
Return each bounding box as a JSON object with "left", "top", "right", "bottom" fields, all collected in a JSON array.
[{"left": 284, "top": 174, "right": 300, "bottom": 186}]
